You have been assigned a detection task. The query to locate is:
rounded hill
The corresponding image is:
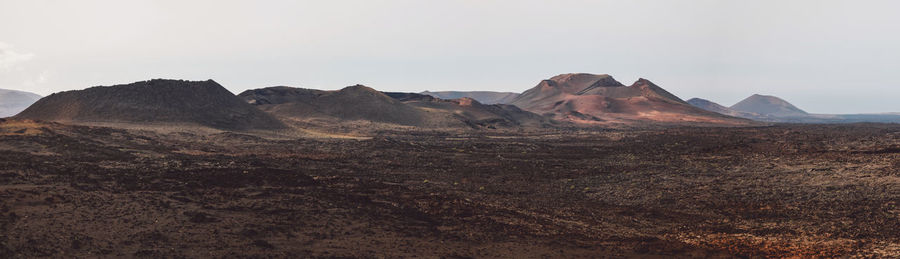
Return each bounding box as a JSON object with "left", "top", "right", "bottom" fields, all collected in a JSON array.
[
  {"left": 730, "top": 94, "right": 808, "bottom": 117},
  {"left": 15, "top": 79, "right": 286, "bottom": 130}
]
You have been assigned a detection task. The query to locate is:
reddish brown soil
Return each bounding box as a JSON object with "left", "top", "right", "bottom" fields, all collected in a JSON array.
[
  {"left": 509, "top": 74, "right": 753, "bottom": 126},
  {"left": 1, "top": 120, "right": 898, "bottom": 257}
]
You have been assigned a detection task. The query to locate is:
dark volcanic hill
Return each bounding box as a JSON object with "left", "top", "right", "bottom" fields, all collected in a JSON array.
[
  {"left": 15, "top": 79, "right": 286, "bottom": 130},
  {"left": 0, "top": 89, "right": 42, "bottom": 117},
  {"left": 240, "top": 85, "right": 549, "bottom": 129},
  {"left": 509, "top": 73, "right": 749, "bottom": 125},
  {"left": 421, "top": 91, "right": 520, "bottom": 104},
  {"left": 730, "top": 94, "right": 808, "bottom": 117},
  {"left": 239, "top": 85, "right": 428, "bottom": 126},
  {"left": 386, "top": 92, "right": 549, "bottom": 128}
]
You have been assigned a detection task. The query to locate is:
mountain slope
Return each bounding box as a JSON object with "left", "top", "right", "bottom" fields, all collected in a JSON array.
[
  {"left": 240, "top": 85, "right": 550, "bottom": 129},
  {"left": 509, "top": 73, "right": 749, "bottom": 125},
  {"left": 386, "top": 92, "right": 549, "bottom": 128},
  {"left": 240, "top": 85, "right": 428, "bottom": 126},
  {"left": 687, "top": 98, "right": 769, "bottom": 119},
  {"left": 0, "top": 89, "right": 42, "bottom": 117},
  {"left": 15, "top": 79, "right": 286, "bottom": 130},
  {"left": 421, "top": 91, "right": 520, "bottom": 104},
  {"left": 730, "top": 94, "right": 808, "bottom": 117}
]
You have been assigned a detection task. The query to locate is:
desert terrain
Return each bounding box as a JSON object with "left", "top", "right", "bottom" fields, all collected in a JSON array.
[
  {"left": 5, "top": 0, "right": 900, "bottom": 257},
  {"left": 1, "top": 118, "right": 898, "bottom": 258}
]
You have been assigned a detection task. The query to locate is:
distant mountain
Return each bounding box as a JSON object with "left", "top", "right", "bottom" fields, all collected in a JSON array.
[
  {"left": 0, "top": 89, "right": 42, "bottom": 118},
  {"left": 421, "top": 91, "right": 520, "bottom": 104},
  {"left": 687, "top": 98, "right": 771, "bottom": 120},
  {"left": 821, "top": 113, "right": 900, "bottom": 123},
  {"left": 240, "top": 85, "right": 549, "bottom": 129},
  {"left": 508, "top": 73, "right": 750, "bottom": 125},
  {"left": 690, "top": 95, "right": 900, "bottom": 124},
  {"left": 15, "top": 79, "right": 286, "bottom": 130},
  {"left": 730, "top": 94, "right": 808, "bottom": 117}
]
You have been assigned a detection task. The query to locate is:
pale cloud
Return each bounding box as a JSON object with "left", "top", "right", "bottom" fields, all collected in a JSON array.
[
  {"left": 0, "top": 43, "right": 50, "bottom": 94},
  {"left": 0, "top": 42, "right": 35, "bottom": 71},
  {"left": 23, "top": 70, "right": 49, "bottom": 86}
]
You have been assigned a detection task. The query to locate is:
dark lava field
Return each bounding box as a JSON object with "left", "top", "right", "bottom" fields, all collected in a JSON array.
[{"left": 1, "top": 119, "right": 899, "bottom": 258}]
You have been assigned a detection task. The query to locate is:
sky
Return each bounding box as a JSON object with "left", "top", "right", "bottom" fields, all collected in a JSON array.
[{"left": 1, "top": 0, "right": 898, "bottom": 114}]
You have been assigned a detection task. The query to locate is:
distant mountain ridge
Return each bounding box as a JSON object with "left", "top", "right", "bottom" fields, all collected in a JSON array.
[
  {"left": 421, "top": 91, "right": 520, "bottom": 104},
  {"left": 240, "top": 85, "right": 548, "bottom": 129},
  {"left": 689, "top": 95, "right": 900, "bottom": 123},
  {"left": 15, "top": 79, "right": 286, "bottom": 130},
  {"left": 0, "top": 89, "right": 42, "bottom": 117},
  {"left": 13, "top": 77, "right": 896, "bottom": 131}
]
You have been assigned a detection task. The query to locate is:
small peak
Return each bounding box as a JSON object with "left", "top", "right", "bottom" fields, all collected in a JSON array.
[
  {"left": 632, "top": 78, "right": 656, "bottom": 86},
  {"left": 549, "top": 73, "right": 613, "bottom": 82},
  {"left": 629, "top": 78, "right": 661, "bottom": 90},
  {"left": 338, "top": 84, "right": 386, "bottom": 96},
  {"left": 686, "top": 98, "right": 718, "bottom": 106},
  {"left": 744, "top": 94, "right": 782, "bottom": 101},
  {"left": 537, "top": 79, "right": 559, "bottom": 90},
  {"left": 539, "top": 79, "right": 558, "bottom": 86},
  {"left": 732, "top": 94, "right": 808, "bottom": 115},
  {"left": 686, "top": 98, "right": 706, "bottom": 102},
  {"left": 628, "top": 78, "right": 686, "bottom": 103},
  {"left": 141, "top": 78, "right": 221, "bottom": 86},
  {"left": 342, "top": 84, "right": 375, "bottom": 91},
  {"left": 751, "top": 93, "right": 786, "bottom": 99},
  {"left": 267, "top": 86, "right": 297, "bottom": 90}
]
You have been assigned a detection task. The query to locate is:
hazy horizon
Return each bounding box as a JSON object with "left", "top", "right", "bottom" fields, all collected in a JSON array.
[{"left": 2, "top": 0, "right": 899, "bottom": 114}]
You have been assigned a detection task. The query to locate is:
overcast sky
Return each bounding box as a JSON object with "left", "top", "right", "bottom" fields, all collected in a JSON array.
[{"left": 1, "top": 0, "right": 898, "bottom": 113}]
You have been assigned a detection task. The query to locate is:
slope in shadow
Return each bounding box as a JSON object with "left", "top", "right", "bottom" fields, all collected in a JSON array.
[
  {"left": 15, "top": 79, "right": 286, "bottom": 131},
  {"left": 241, "top": 85, "right": 550, "bottom": 129},
  {"left": 386, "top": 92, "right": 550, "bottom": 128},
  {"left": 240, "top": 85, "right": 428, "bottom": 126}
]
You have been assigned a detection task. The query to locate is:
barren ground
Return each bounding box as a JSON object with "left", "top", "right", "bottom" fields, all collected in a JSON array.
[{"left": 1, "top": 120, "right": 898, "bottom": 258}]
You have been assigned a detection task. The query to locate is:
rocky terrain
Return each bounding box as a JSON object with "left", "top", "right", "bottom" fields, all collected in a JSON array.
[
  {"left": 2, "top": 76, "right": 899, "bottom": 257},
  {"left": 509, "top": 74, "right": 752, "bottom": 126},
  {"left": 14, "top": 79, "right": 286, "bottom": 131},
  {"left": 0, "top": 89, "right": 41, "bottom": 118},
  {"left": 1, "top": 118, "right": 898, "bottom": 257},
  {"left": 421, "top": 91, "right": 520, "bottom": 104}
]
